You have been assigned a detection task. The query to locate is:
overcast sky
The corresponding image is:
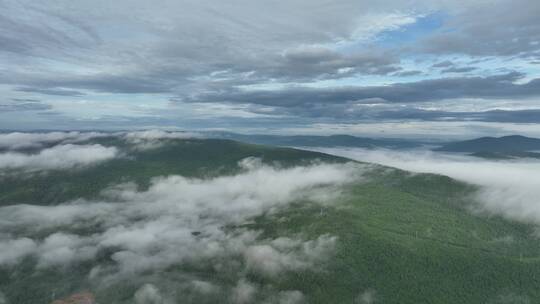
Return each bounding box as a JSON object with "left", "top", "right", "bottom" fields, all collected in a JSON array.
[{"left": 1, "top": 0, "right": 540, "bottom": 138}]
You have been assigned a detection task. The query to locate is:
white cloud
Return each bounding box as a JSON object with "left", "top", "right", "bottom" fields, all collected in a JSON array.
[
  {"left": 343, "top": 12, "right": 419, "bottom": 45},
  {"left": 0, "top": 130, "right": 198, "bottom": 152},
  {"left": 36, "top": 233, "right": 97, "bottom": 268},
  {"left": 244, "top": 234, "right": 337, "bottom": 277},
  {"left": 134, "top": 284, "right": 172, "bottom": 304},
  {"left": 0, "top": 130, "right": 204, "bottom": 171},
  {"left": 191, "top": 280, "right": 219, "bottom": 295},
  {"left": 0, "top": 233, "right": 97, "bottom": 268},
  {"left": 122, "top": 130, "right": 198, "bottom": 150},
  {"left": 122, "top": 130, "right": 196, "bottom": 141},
  {"left": 0, "top": 160, "right": 360, "bottom": 279},
  {"left": 231, "top": 279, "right": 258, "bottom": 304},
  {"left": 0, "top": 144, "right": 118, "bottom": 171},
  {"left": 355, "top": 289, "right": 377, "bottom": 304},
  {"left": 0, "top": 131, "right": 105, "bottom": 149},
  {"left": 0, "top": 237, "right": 37, "bottom": 265},
  {"left": 273, "top": 290, "right": 305, "bottom": 304},
  {"left": 312, "top": 147, "right": 540, "bottom": 225}
]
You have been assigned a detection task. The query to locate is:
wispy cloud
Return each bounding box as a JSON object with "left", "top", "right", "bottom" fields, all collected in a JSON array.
[
  {"left": 0, "top": 159, "right": 361, "bottom": 292},
  {"left": 311, "top": 147, "right": 540, "bottom": 225},
  {"left": 0, "top": 131, "right": 103, "bottom": 149},
  {"left": 0, "top": 144, "right": 118, "bottom": 170},
  {"left": 1, "top": 1, "right": 539, "bottom": 132}
]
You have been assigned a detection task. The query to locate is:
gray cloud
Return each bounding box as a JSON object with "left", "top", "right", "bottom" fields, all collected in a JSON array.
[
  {"left": 432, "top": 60, "right": 454, "bottom": 68},
  {"left": 0, "top": 0, "right": 418, "bottom": 97},
  {"left": 0, "top": 99, "right": 51, "bottom": 111},
  {"left": 392, "top": 70, "right": 423, "bottom": 77},
  {"left": 184, "top": 72, "right": 539, "bottom": 107},
  {"left": 441, "top": 66, "right": 477, "bottom": 74},
  {"left": 278, "top": 46, "right": 401, "bottom": 79},
  {"left": 0, "top": 0, "right": 534, "bottom": 96},
  {"left": 15, "top": 87, "right": 85, "bottom": 97},
  {"left": 419, "top": 0, "right": 540, "bottom": 59},
  {"left": 0, "top": 2, "right": 99, "bottom": 57},
  {"left": 0, "top": 0, "right": 539, "bottom": 131}
]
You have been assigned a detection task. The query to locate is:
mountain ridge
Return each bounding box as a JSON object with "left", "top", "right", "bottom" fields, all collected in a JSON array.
[{"left": 435, "top": 135, "right": 540, "bottom": 153}]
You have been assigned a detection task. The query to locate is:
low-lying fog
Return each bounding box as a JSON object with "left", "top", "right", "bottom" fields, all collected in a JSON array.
[
  {"left": 308, "top": 147, "right": 540, "bottom": 225},
  {"left": 0, "top": 131, "right": 366, "bottom": 303}
]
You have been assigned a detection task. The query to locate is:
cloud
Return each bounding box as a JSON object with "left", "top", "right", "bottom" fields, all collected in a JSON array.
[
  {"left": 0, "top": 1, "right": 533, "bottom": 96},
  {"left": 36, "top": 233, "right": 97, "bottom": 268},
  {"left": 392, "top": 70, "right": 422, "bottom": 77},
  {"left": 355, "top": 289, "right": 377, "bottom": 304},
  {"left": 0, "top": 291, "right": 6, "bottom": 304},
  {"left": 244, "top": 234, "right": 337, "bottom": 277},
  {"left": 432, "top": 60, "right": 454, "bottom": 68},
  {"left": 0, "top": 1, "right": 539, "bottom": 132},
  {"left": 123, "top": 130, "right": 196, "bottom": 141},
  {"left": 122, "top": 130, "right": 199, "bottom": 150},
  {"left": 184, "top": 72, "right": 539, "bottom": 107},
  {"left": 134, "top": 284, "right": 172, "bottom": 304},
  {"left": 191, "top": 280, "right": 219, "bottom": 295},
  {"left": 419, "top": 0, "right": 540, "bottom": 58},
  {"left": 278, "top": 45, "right": 401, "bottom": 79},
  {"left": 230, "top": 280, "right": 304, "bottom": 304},
  {"left": 0, "top": 131, "right": 103, "bottom": 149},
  {"left": 15, "top": 87, "right": 85, "bottom": 97},
  {"left": 0, "top": 130, "right": 196, "bottom": 150},
  {"left": 0, "top": 159, "right": 360, "bottom": 280},
  {"left": 0, "top": 99, "right": 51, "bottom": 112},
  {"left": 231, "top": 279, "right": 258, "bottom": 304},
  {"left": 0, "top": 144, "right": 118, "bottom": 170},
  {"left": 440, "top": 66, "right": 477, "bottom": 74},
  {"left": 0, "top": 1, "right": 420, "bottom": 97},
  {"left": 166, "top": 72, "right": 540, "bottom": 125},
  {"left": 310, "top": 147, "right": 540, "bottom": 225},
  {"left": 272, "top": 290, "right": 305, "bottom": 304},
  {"left": 0, "top": 238, "right": 37, "bottom": 265}
]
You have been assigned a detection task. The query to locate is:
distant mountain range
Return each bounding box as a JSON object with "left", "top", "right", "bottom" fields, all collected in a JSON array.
[
  {"left": 209, "top": 133, "right": 540, "bottom": 160},
  {"left": 435, "top": 135, "right": 540, "bottom": 153},
  {"left": 210, "top": 133, "right": 425, "bottom": 149}
]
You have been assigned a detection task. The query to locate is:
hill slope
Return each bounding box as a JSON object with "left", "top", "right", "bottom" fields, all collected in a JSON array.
[
  {"left": 1, "top": 134, "right": 539, "bottom": 304},
  {"left": 0, "top": 137, "right": 344, "bottom": 206}
]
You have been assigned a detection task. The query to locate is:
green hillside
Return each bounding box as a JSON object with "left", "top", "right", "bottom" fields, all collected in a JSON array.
[
  {"left": 0, "top": 138, "right": 344, "bottom": 206},
  {"left": 1, "top": 137, "right": 539, "bottom": 304}
]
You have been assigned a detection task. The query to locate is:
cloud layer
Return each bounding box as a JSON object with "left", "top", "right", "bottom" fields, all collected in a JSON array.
[
  {"left": 1, "top": 0, "right": 539, "bottom": 134},
  {"left": 0, "top": 159, "right": 361, "bottom": 302},
  {"left": 312, "top": 147, "right": 540, "bottom": 225},
  {"left": 0, "top": 144, "right": 118, "bottom": 170}
]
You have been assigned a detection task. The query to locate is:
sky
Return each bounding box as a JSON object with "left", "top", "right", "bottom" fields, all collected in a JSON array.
[{"left": 1, "top": 0, "right": 540, "bottom": 138}]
